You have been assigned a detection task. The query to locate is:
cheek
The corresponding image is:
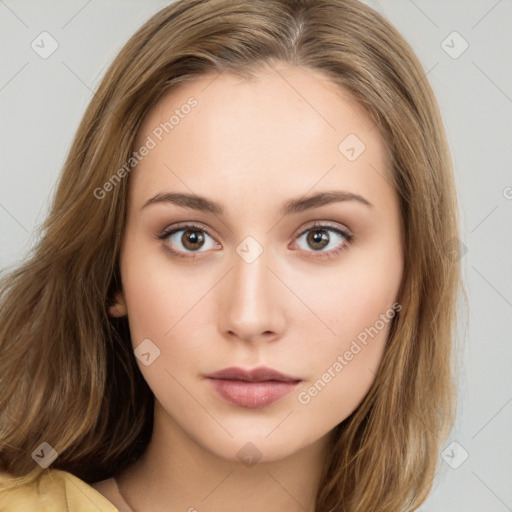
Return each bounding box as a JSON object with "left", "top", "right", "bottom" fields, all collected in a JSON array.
[
  {"left": 294, "top": 245, "right": 401, "bottom": 351},
  {"left": 119, "top": 255, "right": 209, "bottom": 414},
  {"left": 295, "top": 288, "right": 395, "bottom": 401},
  {"left": 294, "top": 287, "right": 398, "bottom": 428},
  {"left": 120, "top": 242, "right": 196, "bottom": 341},
  {"left": 291, "top": 250, "right": 401, "bottom": 420},
  {"left": 119, "top": 245, "right": 216, "bottom": 388}
]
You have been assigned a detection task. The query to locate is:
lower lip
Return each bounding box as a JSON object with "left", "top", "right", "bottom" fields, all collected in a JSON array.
[{"left": 207, "top": 378, "right": 300, "bottom": 409}]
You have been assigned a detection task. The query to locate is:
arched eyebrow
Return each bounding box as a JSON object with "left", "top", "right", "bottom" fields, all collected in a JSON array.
[{"left": 141, "top": 190, "right": 373, "bottom": 215}]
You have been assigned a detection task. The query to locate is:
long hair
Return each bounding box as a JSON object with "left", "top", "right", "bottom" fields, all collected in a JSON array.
[{"left": 0, "top": 0, "right": 462, "bottom": 510}]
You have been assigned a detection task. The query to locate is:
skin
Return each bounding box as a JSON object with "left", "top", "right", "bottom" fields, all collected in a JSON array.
[{"left": 91, "top": 62, "right": 404, "bottom": 512}]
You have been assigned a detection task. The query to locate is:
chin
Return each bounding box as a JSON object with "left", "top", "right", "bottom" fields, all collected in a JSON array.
[{"left": 192, "top": 422, "right": 322, "bottom": 466}]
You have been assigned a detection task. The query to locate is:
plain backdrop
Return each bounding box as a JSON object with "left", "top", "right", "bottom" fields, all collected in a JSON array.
[{"left": 1, "top": 1, "right": 511, "bottom": 510}]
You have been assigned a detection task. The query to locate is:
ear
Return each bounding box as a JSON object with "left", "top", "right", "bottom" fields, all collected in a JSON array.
[{"left": 108, "top": 290, "right": 128, "bottom": 317}]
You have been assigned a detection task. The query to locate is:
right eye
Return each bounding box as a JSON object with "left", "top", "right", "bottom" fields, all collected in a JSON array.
[{"left": 158, "top": 223, "right": 220, "bottom": 259}]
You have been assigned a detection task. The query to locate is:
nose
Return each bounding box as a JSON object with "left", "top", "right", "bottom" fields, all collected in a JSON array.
[{"left": 218, "top": 246, "right": 285, "bottom": 344}]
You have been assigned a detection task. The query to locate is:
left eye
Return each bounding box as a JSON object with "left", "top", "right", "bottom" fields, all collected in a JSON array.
[{"left": 294, "top": 224, "right": 352, "bottom": 254}]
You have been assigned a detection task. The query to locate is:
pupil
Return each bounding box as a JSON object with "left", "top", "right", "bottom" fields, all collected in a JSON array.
[
  {"left": 309, "top": 230, "right": 328, "bottom": 250},
  {"left": 184, "top": 230, "right": 204, "bottom": 249}
]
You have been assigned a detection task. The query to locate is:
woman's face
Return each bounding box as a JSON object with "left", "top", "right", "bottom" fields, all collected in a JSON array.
[{"left": 114, "top": 63, "right": 403, "bottom": 462}]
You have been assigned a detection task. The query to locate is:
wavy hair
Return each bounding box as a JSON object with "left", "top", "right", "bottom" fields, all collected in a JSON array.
[{"left": 0, "top": 0, "right": 462, "bottom": 510}]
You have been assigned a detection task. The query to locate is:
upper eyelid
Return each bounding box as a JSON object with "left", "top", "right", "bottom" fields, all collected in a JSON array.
[
  {"left": 161, "top": 222, "right": 216, "bottom": 239},
  {"left": 295, "top": 221, "right": 352, "bottom": 238},
  {"left": 160, "top": 221, "right": 353, "bottom": 247},
  {"left": 161, "top": 221, "right": 352, "bottom": 239}
]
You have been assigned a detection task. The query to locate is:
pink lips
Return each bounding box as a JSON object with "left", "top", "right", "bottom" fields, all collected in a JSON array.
[{"left": 206, "top": 366, "right": 302, "bottom": 409}]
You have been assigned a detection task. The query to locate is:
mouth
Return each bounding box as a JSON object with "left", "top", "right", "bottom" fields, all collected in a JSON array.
[{"left": 205, "top": 366, "right": 302, "bottom": 409}]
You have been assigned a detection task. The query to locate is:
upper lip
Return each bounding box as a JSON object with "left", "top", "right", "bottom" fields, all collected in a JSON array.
[{"left": 206, "top": 366, "right": 301, "bottom": 383}]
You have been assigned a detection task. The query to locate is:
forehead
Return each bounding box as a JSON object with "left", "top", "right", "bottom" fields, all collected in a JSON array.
[
  {"left": 130, "top": 64, "right": 393, "bottom": 214},
  {"left": 137, "top": 64, "right": 377, "bottom": 148}
]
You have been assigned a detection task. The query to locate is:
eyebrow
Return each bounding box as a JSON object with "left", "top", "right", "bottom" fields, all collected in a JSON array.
[{"left": 141, "top": 190, "right": 373, "bottom": 216}]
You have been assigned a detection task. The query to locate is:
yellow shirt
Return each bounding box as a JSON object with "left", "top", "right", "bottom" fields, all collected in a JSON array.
[{"left": 0, "top": 468, "right": 119, "bottom": 511}]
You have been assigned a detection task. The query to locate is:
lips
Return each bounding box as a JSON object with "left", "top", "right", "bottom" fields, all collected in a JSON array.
[
  {"left": 206, "top": 366, "right": 300, "bottom": 383},
  {"left": 206, "top": 366, "right": 302, "bottom": 408}
]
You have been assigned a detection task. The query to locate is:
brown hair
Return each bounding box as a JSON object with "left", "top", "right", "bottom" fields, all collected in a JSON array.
[{"left": 0, "top": 0, "right": 462, "bottom": 509}]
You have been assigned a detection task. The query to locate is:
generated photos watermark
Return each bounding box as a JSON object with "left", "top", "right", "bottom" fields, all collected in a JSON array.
[
  {"left": 93, "top": 96, "right": 198, "bottom": 200},
  {"left": 297, "top": 301, "right": 402, "bottom": 405}
]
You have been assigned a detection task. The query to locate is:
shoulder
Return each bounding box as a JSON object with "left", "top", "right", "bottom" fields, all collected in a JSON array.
[{"left": 0, "top": 468, "right": 119, "bottom": 511}]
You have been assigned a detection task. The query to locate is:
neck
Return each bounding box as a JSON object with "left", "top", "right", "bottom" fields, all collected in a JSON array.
[{"left": 116, "top": 400, "right": 332, "bottom": 512}]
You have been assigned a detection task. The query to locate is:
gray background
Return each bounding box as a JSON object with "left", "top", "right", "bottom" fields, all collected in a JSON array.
[{"left": 1, "top": 0, "right": 511, "bottom": 510}]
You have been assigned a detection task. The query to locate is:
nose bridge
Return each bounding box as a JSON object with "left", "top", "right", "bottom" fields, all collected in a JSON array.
[{"left": 219, "top": 240, "right": 283, "bottom": 341}]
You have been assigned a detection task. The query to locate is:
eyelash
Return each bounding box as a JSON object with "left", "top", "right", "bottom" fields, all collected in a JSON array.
[{"left": 157, "top": 221, "right": 354, "bottom": 261}]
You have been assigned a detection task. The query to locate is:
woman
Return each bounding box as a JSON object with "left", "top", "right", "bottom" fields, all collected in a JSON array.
[{"left": 0, "top": 0, "right": 461, "bottom": 510}]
